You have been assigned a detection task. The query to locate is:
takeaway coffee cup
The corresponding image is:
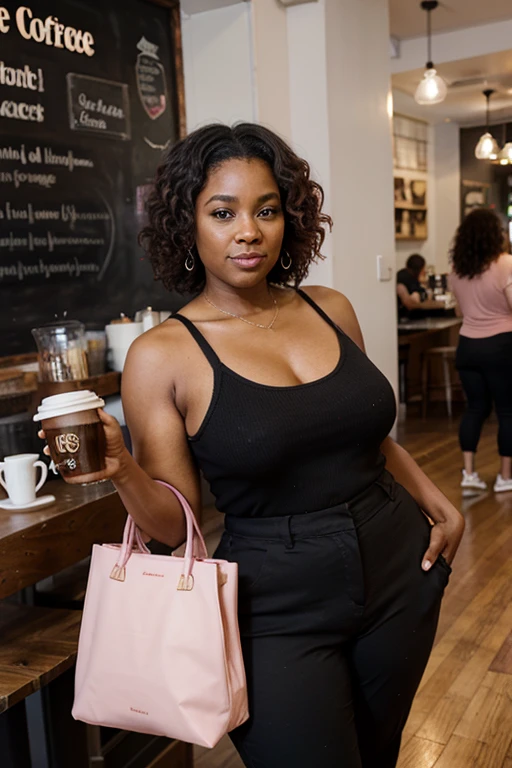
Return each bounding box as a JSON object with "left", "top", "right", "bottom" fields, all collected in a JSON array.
[{"left": 34, "top": 391, "right": 106, "bottom": 482}]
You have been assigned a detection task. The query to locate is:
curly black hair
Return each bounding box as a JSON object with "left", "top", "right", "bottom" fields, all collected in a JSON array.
[
  {"left": 138, "top": 123, "right": 333, "bottom": 294},
  {"left": 451, "top": 208, "right": 504, "bottom": 279}
]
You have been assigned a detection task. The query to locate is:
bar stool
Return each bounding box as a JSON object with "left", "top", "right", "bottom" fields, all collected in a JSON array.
[
  {"left": 421, "top": 346, "right": 457, "bottom": 419},
  {"left": 398, "top": 342, "right": 410, "bottom": 404}
]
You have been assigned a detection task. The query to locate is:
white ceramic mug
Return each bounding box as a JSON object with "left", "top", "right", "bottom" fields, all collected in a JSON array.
[{"left": 0, "top": 453, "right": 48, "bottom": 506}]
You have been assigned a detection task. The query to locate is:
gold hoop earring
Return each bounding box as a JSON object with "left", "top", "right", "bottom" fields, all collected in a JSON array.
[
  {"left": 185, "top": 249, "right": 195, "bottom": 272},
  {"left": 280, "top": 250, "right": 292, "bottom": 270}
]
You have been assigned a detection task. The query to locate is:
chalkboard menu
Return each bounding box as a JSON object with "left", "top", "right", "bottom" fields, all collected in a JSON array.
[{"left": 0, "top": 0, "right": 184, "bottom": 355}]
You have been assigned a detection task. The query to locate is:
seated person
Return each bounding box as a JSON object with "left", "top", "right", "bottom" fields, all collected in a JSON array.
[{"left": 397, "top": 253, "right": 433, "bottom": 316}]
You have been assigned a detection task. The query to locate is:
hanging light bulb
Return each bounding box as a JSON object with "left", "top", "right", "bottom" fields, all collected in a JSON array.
[
  {"left": 414, "top": 1, "right": 448, "bottom": 106},
  {"left": 475, "top": 133, "right": 500, "bottom": 160},
  {"left": 498, "top": 144, "right": 512, "bottom": 164},
  {"left": 415, "top": 68, "right": 448, "bottom": 105},
  {"left": 497, "top": 127, "right": 512, "bottom": 165},
  {"left": 475, "top": 90, "right": 499, "bottom": 160}
]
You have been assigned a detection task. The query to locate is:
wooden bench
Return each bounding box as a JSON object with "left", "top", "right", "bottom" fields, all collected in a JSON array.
[
  {"left": 0, "top": 602, "right": 81, "bottom": 716},
  {"left": 0, "top": 602, "right": 193, "bottom": 768},
  {"left": 0, "top": 602, "right": 81, "bottom": 768}
]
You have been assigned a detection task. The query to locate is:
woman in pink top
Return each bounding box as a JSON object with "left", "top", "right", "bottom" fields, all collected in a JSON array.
[{"left": 449, "top": 208, "right": 512, "bottom": 493}]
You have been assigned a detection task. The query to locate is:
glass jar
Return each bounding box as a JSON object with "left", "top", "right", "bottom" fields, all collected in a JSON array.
[{"left": 32, "top": 321, "right": 89, "bottom": 382}]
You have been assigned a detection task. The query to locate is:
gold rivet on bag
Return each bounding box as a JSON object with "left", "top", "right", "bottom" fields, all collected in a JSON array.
[
  {"left": 177, "top": 574, "right": 194, "bottom": 591},
  {"left": 110, "top": 565, "right": 126, "bottom": 582},
  {"left": 218, "top": 571, "right": 228, "bottom": 587}
]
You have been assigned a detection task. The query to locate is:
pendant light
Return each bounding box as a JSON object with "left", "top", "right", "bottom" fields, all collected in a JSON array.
[
  {"left": 475, "top": 90, "right": 500, "bottom": 160},
  {"left": 498, "top": 143, "right": 512, "bottom": 165},
  {"left": 414, "top": 1, "right": 448, "bottom": 106},
  {"left": 497, "top": 125, "right": 512, "bottom": 165}
]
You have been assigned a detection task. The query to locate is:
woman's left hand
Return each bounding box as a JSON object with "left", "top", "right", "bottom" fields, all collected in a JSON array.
[{"left": 422, "top": 509, "right": 465, "bottom": 570}]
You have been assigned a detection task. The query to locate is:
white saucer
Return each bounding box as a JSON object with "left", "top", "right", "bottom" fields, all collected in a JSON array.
[{"left": 0, "top": 494, "right": 56, "bottom": 511}]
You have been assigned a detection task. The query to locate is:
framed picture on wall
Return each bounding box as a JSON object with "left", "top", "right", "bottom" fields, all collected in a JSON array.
[
  {"left": 461, "top": 180, "right": 490, "bottom": 218},
  {"left": 395, "top": 208, "right": 428, "bottom": 240},
  {"left": 394, "top": 176, "right": 428, "bottom": 240},
  {"left": 394, "top": 177, "right": 427, "bottom": 208},
  {"left": 393, "top": 114, "right": 428, "bottom": 172}
]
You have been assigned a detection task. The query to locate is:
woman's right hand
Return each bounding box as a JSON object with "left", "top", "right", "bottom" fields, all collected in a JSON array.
[{"left": 38, "top": 409, "right": 130, "bottom": 485}]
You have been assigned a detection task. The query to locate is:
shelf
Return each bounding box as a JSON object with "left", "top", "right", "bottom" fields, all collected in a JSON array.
[
  {"left": 35, "top": 371, "right": 121, "bottom": 402},
  {"left": 393, "top": 135, "right": 427, "bottom": 144},
  {"left": 394, "top": 204, "right": 428, "bottom": 211},
  {"left": 394, "top": 166, "right": 428, "bottom": 173}
]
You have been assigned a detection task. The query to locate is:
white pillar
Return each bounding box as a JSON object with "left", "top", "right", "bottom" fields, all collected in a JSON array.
[
  {"left": 287, "top": 0, "right": 333, "bottom": 289},
  {"left": 324, "top": 0, "right": 397, "bottom": 390}
]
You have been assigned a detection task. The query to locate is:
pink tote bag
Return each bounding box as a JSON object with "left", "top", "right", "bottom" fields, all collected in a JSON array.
[{"left": 72, "top": 481, "right": 248, "bottom": 748}]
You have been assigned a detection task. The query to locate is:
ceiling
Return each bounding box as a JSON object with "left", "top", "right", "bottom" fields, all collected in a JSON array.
[
  {"left": 389, "top": 0, "right": 512, "bottom": 40},
  {"left": 180, "top": 0, "right": 244, "bottom": 14},
  {"left": 392, "top": 50, "right": 512, "bottom": 124}
]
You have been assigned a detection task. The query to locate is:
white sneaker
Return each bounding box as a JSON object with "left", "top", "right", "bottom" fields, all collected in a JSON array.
[
  {"left": 493, "top": 474, "right": 512, "bottom": 493},
  {"left": 461, "top": 470, "right": 487, "bottom": 491}
]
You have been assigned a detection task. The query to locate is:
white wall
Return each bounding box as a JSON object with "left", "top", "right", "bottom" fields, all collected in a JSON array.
[
  {"left": 434, "top": 122, "right": 460, "bottom": 273},
  {"left": 392, "top": 91, "right": 460, "bottom": 275},
  {"left": 251, "top": 0, "right": 291, "bottom": 139},
  {"left": 181, "top": 3, "right": 255, "bottom": 131}
]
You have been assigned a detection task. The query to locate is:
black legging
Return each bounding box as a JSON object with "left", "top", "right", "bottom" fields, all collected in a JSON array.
[
  {"left": 215, "top": 472, "right": 449, "bottom": 768},
  {"left": 456, "top": 332, "right": 512, "bottom": 456}
]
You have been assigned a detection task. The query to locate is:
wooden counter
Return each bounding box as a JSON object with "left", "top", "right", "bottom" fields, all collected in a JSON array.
[
  {"left": 398, "top": 318, "right": 462, "bottom": 403},
  {"left": 398, "top": 316, "right": 462, "bottom": 339},
  {"left": 0, "top": 480, "right": 126, "bottom": 601}
]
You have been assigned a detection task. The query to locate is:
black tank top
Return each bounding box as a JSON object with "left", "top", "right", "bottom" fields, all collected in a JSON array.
[{"left": 173, "top": 290, "right": 396, "bottom": 517}]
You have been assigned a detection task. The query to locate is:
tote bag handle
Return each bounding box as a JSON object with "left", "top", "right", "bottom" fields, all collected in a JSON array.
[{"left": 111, "top": 480, "right": 208, "bottom": 589}]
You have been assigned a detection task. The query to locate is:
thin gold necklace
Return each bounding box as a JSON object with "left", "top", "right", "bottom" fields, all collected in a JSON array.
[{"left": 203, "top": 288, "right": 279, "bottom": 330}]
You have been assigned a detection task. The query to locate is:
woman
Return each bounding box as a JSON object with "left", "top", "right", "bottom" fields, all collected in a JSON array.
[
  {"left": 396, "top": 253, "right": 427, "bottom": 316},
  {"left": 42, "top": 124, "right": 463, "bottom": 767},
  {"left": 450, "top": 208, "right": 512, "bottom": 493}
]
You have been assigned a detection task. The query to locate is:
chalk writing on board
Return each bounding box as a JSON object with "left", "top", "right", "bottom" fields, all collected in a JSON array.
[
  {"left": 0, "top": 259, "right": 101, "bottom": 282},
  {"left": 0, "top": 133, "right": 115, "bottom": 284},
  {"left": 0, "top": 6, "right": 96, "bottom": 56},
  {"left": 0, "top": 202, "right": 110, "bottom": 228},
  {"left": 136, "top": 37, "right": 167, "bottom": 120},
  {"left": 0, "top": 58, "right": 45, "bottom": 122},
  {"left": 0, "top": 60, "right": 44, "bottom": 92},
  {"left": 67, "top": 73, "right": 131, "bottom": 139},
  {"left": 0, "top": 143, "right": 94, "bottom": 169},
  {"left": 144, "top": 136, "right": 171, "bottom": 151},
  {"left": 0, "top": 170, "right": 56, "bottom": 188}
]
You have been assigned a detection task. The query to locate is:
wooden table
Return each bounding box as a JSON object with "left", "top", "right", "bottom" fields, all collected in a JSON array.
[{"left": 0, "top": 480, "right": 126, "bottom": 601}]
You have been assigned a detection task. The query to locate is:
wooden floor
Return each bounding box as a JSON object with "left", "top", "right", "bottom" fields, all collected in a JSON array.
[{"left": 194, "top": 415, "right": 512, "bottom": 768}]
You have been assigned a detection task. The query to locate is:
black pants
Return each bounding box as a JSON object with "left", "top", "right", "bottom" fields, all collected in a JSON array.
[
  {"left": 456, "top": 332, "right": 512, "bottom": 456},
  {"left": 215, "top": 472, "right": 450, "bottom": 768}
]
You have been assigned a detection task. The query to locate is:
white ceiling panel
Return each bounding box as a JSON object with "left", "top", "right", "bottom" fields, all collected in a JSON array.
[
  {"left": 390, "top": 0, "right": 512, "bottom": 40},
  {"left": 181, "top": 0, "right": 246, "bottom": 15},
  {"left": 392, "top": 50, "right": 512, "bottom": 125}
]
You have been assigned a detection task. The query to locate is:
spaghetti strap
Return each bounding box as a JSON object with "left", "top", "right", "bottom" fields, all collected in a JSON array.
[
  {"left": 172, "top": 314, "right": 222, "bottom": 369},
  {"left": 296, "top": 289, "right": 342, "bottom": 333}
]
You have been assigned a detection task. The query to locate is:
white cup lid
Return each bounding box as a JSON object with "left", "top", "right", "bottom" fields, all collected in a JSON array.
[{"left": 33, "top": 390, "right": 105, "bottom": 421}]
